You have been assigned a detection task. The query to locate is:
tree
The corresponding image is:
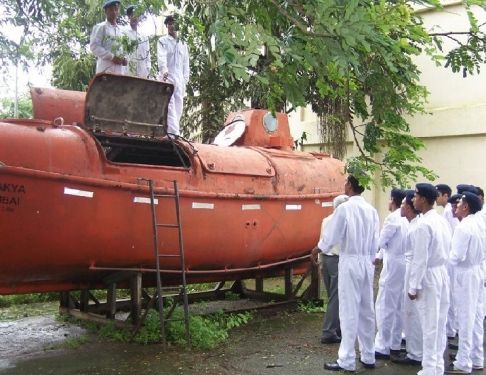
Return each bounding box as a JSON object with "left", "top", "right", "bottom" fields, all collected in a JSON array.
[
  {"left": 2, "top": 0, "right": 486, "bottom": 187},
  {"left": 0, "top": 95, "right": 33, "bottom": 118},
  {"left": 175, "top": 0, "right": 486, "bottom": 187}
]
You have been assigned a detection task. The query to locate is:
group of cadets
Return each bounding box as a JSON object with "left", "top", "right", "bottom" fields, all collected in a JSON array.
[
  {"left": 89, "top": 0, "right": 190, "bottom": 137},
  {"left": 313, "top": 176, "right": 486, "bottom": 374}
]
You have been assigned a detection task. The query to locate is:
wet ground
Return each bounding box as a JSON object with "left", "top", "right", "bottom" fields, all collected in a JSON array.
[{"left": 1, "top": 305, "right": 484, "bottom": 375}]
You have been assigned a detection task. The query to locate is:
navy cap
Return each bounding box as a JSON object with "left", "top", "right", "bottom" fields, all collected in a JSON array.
[
  {"left": 448, "top": 193, "right": 461, "bottom": 204},
  {"left": 126, "top": 5, "right": 135, "bottom": 15},
  {"left": 391, "top": 188, "right": 405, "bottom": 207},
  {"left": 415, "top": 183, "right": 437, "bottom": 202},
  {"left": 435, "top": 184, "right": 452, "bottom": 196},
  {"left": 103, "top": 0, "right": 120, "bottom": 9},
  {"left": 164, "top": 15, "right": 175, "bottom": 25},
  {"left": 461, "top": 191, "right": 483, "bottom": 214},
  {"left": 457, "top": 184, "right": 480, "bottom": 195}
]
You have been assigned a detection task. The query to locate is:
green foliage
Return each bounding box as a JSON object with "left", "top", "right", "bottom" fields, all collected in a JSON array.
[
  {"left": 297, "top": 300, "right": 325, "bottom": 314},
  {"left": 0, "top": 95, "right": 33, "bottom": 118},
  {"left": 52, "top": 335, "right": 90, "bottom": 350},
  {"left": 68, "top": 305, "right": 252, "bottom": 349},
  {"left": 294, "top": 131, "right": 308, "bottom": 151},
  {"left": 0, "top": 292, "right": 58, "bottom": 308}
]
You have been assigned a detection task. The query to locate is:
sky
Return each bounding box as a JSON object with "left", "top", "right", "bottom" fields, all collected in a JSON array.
[{"left": 0, "top": 12, "right": 160, "bottom": 102}]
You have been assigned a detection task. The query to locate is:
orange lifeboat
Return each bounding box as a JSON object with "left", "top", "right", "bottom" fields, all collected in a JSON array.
[{"left": 0, "top": 74, "right": 345, "bottom": 294}]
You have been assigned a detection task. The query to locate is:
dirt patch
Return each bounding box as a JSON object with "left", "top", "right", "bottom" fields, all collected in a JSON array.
[
  {"left": 0, "top": 309, "right": 466, "bottom": 375},
  {"left": 0, "top": 315, "right": 85, "bottom": 372}
]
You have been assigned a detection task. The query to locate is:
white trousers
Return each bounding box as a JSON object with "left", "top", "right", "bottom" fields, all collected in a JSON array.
[
  {"left": 403, "top": 262, "right": 423, "bottom": 361},
  {"left": 453, "top": 266, "right": 484, "bottom": 373},
  {"left": 167, "top": 79, "right": 185, "bottom": 136},
  {"left": 446, "top": 263, "right": 457, "bottom": 337},
  {"left": 415, "top": 265, "right": 449, "bottom": 375},
  {"left": 375, "top": 254, "right": 406, "bottom": 354},
  {"left": 337, "top": 255, "right": 375, "bottom": 371}
]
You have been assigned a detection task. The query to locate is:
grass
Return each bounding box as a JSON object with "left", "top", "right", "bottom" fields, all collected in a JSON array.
[{"left": 61, "top": 306, "right": 253, "bottom": 350}]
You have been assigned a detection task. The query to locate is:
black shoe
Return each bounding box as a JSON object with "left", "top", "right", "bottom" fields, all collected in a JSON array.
[
  {"left": 359, "top": 360, "right": 375, "bottom": 369},
  {"left": 320, "top": 336, "right": 341, "bottom": 344},
  {"left": 448, "top": 342, "right": 459, "bottom": 350},
  {"left": 375, "top": 351, "right": 390, "bottom": 360},
  {"left": 444, "top": 362, "right": 470, "bottom": 374},
  {"left": 390, "top": 349, "right": 404, "bottom": 356},
  {"left": 324, "top": 361, "right": 355, "bottom": 372},
  {"left": 391, "top": 354, "right": 421, "bottom": 366}
]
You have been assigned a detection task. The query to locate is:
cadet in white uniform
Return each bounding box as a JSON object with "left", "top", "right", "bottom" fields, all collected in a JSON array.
[
  {"left": 157, "top": 15, "right": 190, "bottom": 137},
  {"left": 125, "top": 5, "right": 151, "bottom": 79},
  {"left": 409, "top": 183, "right": 451, "bottom": 375},
  {"left": 393, "top": 190, "right": 423, "bottom": 366},
  {"left": 436, "top": 184, "right": 459, "bottom": 341},
  {"left": 320, "top": 175, "right": 379, "bottom": 372},
  {"left": 90, "top": 0, "right": 127, "bottom": 74},
  {"left": 375, "top": 188, "right": 408, "bottom": 359},
  {"left": 446, "top": 192, "right": 484, "bottom": 374}
]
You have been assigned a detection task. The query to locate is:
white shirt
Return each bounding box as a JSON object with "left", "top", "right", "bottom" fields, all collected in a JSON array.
[
  {"left": 157, "top": 34, "right": 190, "bottom": 86},
  {"left": 404, "top": 215, "right": 421, "bottom": 263},
  {"left": 317, "top": 213, "right": 340, "bottom": 256},
  {"left": 318, "top": 195, "right": 379, "bottom": 258},
  {"left": 443, "top": 202, "right": 459, "bottom": 234},
  {"left": 449, "top": 214, "right": 485, "bottom": 268},
  {"left": 90, "top": 21, "right": 127, "bottom": 74},
  {"left": 126, "top": 28, "right": 151, "bottom": 79},
  {"left": 408, "top": 209, "right": 451, "bottom": 295},
  {"left": 376, "top": 208, "right": 408, "bottom": 259}
]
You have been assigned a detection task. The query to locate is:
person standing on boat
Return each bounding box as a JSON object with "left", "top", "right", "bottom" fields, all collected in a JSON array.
[
  {"left": 157, "top": 15, "right": 190, "bottom": 138},
  {"left": 319, "top": 175, "right": 379, "bottom": 372},
  {"left": 125, "top": 5, "right": 151, "bottom": 79},
  {"left": 311, "top": 194, "right": 349, "bottom": 345},
  {"left": 408, "top": 183, "right": 451, "bottom": 375},
  {"left": 90, "top": 0, "right": 128, "bottom": 74},
  {"left": 374, "top": 188, "right": 408, "bottom": 360}
]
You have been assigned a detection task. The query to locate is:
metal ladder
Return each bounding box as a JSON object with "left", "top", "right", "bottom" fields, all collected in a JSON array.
[{"left": 147, "top": 179, "right": 190, "bottom": 348}]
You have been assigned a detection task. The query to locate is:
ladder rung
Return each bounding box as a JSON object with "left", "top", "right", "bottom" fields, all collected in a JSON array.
[
  {"left": 154, "top": 194, "right": 176, "bottom": 198},
  {"left": 158, "top": 254, "right": 181, "bottom": 258},
  {"left": 156, "top": 224, "right": 179, "bottom": 228}
]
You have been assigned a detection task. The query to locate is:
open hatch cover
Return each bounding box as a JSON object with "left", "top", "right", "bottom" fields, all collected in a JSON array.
[{"left": 84, "top": 74, "right": 173, "bottom": 138}]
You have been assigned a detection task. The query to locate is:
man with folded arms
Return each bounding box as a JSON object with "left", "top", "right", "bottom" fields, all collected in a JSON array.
[{"left": 408, "top": 183, "right": 451, "bottom": 375}]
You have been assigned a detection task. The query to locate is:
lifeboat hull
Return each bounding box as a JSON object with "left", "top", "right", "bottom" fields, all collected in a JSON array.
[{"left": 0, "top": 76, "right": 345, "bottom": 294}]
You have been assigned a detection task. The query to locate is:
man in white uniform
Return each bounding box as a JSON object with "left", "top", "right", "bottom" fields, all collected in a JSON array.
[
  {"left": 409, "top": 183, "right": 451, "bottom": 375},
  {"left": 157, "top": 15, "right": 190, "bottom": 137},
  {"left": 90, "top": 0, "right": 127, "bottom": 74},
  {"left": 436, "top": 184, "right": 459, "bottom": 342},
  {"left": 446, "top": 192, "right": 484, "bottom": 374},
  {"left": 320, "top": 175, "right": 379, "bottom": 372},
  {"left": 374, "top": 188, "right": 408, "bottom": 360},
  {"left": 312, "top": 194, "right": 349, "bottom": 344},
  {"left": 125, "top": 5, "right": 151, "bottom": 78},
  {"left": 393, "top": 190, "right": 422, "bottom": 366}
]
